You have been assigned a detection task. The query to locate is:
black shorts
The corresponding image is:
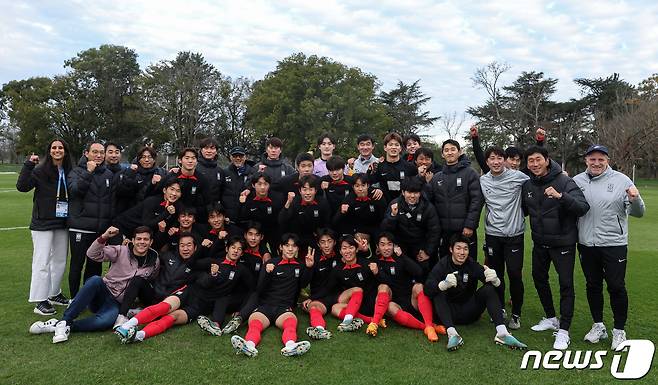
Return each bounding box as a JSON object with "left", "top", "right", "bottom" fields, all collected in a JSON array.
[
  {"left": 359, "top": 291, "right": 377, "bottom": 316},
  {"left": 311, "top": 294, "right": 339, "bottom": 310},
  {"left": 252, "top": 304, "right": 294, "bottom": 324},
  {"left": 180, "top": 297, "right": 213, "bottom": 322}
]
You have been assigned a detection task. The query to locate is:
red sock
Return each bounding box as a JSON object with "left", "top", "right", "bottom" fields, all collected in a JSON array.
[
  {"left": 309, "top": 308, "right": 326, "bottom": 328},
  {"left": 393, "top": 310, "right": 425, "bottom": 330},
  {"left": 338, "top": 307, "right": 372, "bottom": 323},
  {"left": 417, "top": 291, "right": 434, "bottom": 327},
  {"left": 344, "top": 290, "right": 363, "bottom": 317},
  {"left": 245, "top": 319, "right": 263, "bottom": 346},
  {"left": 135, "top": 302, "right": 171, "bottom": 325},
  {"left": 281, "top": 317, "right": 297, "bottom": 345},
  {"left": 372, "top": 291, "right": 390, "bottom": 324},
  {"left": 142, "top": 314, "right": 175, "bottom": 338}
]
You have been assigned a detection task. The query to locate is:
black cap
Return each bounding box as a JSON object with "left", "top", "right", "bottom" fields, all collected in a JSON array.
[
  {"left": 585, "top": 145, "right": 609, "bottom": 156},
  {"left": 230, "top": 146, "right": 246, "bottom": 155}
]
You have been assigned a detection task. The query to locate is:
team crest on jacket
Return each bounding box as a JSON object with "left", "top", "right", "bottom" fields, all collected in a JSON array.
[
  {"left": 357, "top": 272, "right": 364, "bottom": 281},
  {"left": 294, "top": 268, "right": 300, "bottom": 277},
  {"left": 191, "top": 186, "right": 197, "bottom": 194},
  {"left": 229, "top": 271, "right": 235, "bottom": 280},
  {"left": 607, "top": 183, "right": 614, "bottom": 192},
  {"left": 527, "top": 191, "right": 533, "bottom": 198},
  {"left": 437, "top": 179, "right": 443, "bottom": 186}
]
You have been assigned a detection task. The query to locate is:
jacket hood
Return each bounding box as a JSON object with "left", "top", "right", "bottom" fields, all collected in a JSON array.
[
  {"left": 198, "top": 156, "right": 218, "bottom": 169},
  {"left": 530, "top": 159, "right": 563, "bottom": 184},
  {"left": 442, "top": 154, "right": 471, "bottom": 174},
  {"left": 262, "top": 157, "right": 283, "bottom": 167},
  {"left": 128, "top": 243, "right": 159, "bottom": 267}
]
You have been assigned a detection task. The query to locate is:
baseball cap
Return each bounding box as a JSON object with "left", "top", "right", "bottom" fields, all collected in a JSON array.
[
  {"left": 230, "top": 146, "right": 246, "bottom": 156},
  {"left": 584, "top": 145, "right": 609, "bottom": 156}
]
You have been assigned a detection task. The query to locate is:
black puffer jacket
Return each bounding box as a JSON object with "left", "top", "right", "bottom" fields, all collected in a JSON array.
[
  {"left": 114, "top": 165, "right": 166, "bottom": 216},
  {"left": 426, "top": 155, "right": 483, "bottom": 232},
  {"left": 254, "top": 157, "right": 296, "bottom": 183},
  {"left": 221, "top": 163, "right": 255, "bottom": 222},
  {"left": 67, "top": 156, "right": 114, "bottom": 232},
  {"left": 381, "top": 196, "right": 441, "bottom": 255},
  {"left": 521, "top": 160, "right": 590, "bottom": 247},
  {"left": 196, "top": 157, "right": 223, "bottom": 206},
  {"left": 16, "top": 160, "right": 69, "bottom": 231},
  {"left": 152, "top": 250, "right": 200, "bottom": 299}
]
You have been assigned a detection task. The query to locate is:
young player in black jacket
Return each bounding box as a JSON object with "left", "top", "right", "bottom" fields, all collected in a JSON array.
[
  {"left": 237, "top": 172, "right": 282, "bottom": 251},
  {"left": 161, "top": 148, "right": 212, "bottom": 222},
  {"left": 368, "top": 132, "right": 418, "bottom": 203}
]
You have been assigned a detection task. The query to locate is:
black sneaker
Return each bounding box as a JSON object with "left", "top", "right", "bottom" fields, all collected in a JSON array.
[
  {"left": 48, "top": 293, "right": 71, "bottom": 306},
  {"left": 34, "top": 300, "right": 56, "bottom": 316}
]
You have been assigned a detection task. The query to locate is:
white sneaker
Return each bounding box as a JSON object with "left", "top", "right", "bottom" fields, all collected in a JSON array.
[
  {"left": 611, "top": 329, "right": 627, "bottom": 350},
  {"left": 553, "top": 329, "right": 570, "bottom": 350},
  {"left": 583, "top": 322, "right": 608, "bottom": 343},
  {"left": 52, "top": 321, "right": 70, "bottom": 344},
  {"left": 531, "top": 317, "right": 559, "bottom": 332},
  {"left": 29, "top": 318, "right": 58, "bottom": 334},
  {"left": 113, "top": 314, "right": 129, "bottom": 330},
  {"left": 280, "top": 341, "right": 311, "bottom": 357}
]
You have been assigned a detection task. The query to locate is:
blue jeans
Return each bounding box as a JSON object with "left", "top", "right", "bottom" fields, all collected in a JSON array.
[{"left": 63, "top": 275, "right": 119, "bottom": 332}]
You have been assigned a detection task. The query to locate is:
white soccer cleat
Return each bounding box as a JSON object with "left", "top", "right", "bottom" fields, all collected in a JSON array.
[
  {"left": 231, "top": 335, "right": 258, "bottom": 357},
  {"left": 52, "top": 321, "right": 70, "bottom": 344},
  {"left": 553, "top": 329, "right": 570, "bottom": 350},
  {"left": 281, "top": 341, "right": 311, "bottom": 357},
  {"left": 306, "top": 326, "right": 332, "bottom": 340},
  {"left": 583, "top": 323, "right": 608, "bottom": 343},
  {"left": 29, "top": 318, "right": 59, "bottom": 334},
  {"left": 530, "top": 317, "right": 559, "bottom": 332},
  {"left": 611, "top": 329, "right": 627, "bottom": 351}
]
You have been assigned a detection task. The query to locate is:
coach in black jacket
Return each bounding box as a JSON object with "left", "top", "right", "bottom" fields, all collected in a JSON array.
[
  {"left": 67, "top": 143, "right": 114, "bottom": 297},
  {"left": 426, "top": 140, "right": 483, "bottom": 261},
  {"left": 221, "top": 147, "right": 255, "bottom": 223},
  {"left": 196, "top": 138, "right": 224, "bottom": 207},
  {"left": 114, "top": 147, "right": 166, "bottom": 217},
  {"left": 521, "top": 146, "right": 589, "bottom": 350}
]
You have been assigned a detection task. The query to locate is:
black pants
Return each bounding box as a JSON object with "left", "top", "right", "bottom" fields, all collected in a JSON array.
[
  {"left": 69, "top": 231, "right": 102, "bottom": 298},
  {"left": 485, "top": 234, "right": 524, "bottom": 316},
  {"left": 440, "top": 231, "right": 478, "bottom": 262},
  {"left": 238, "top": 292, "right": 259, "bottom": 320},
  {"left": 532, "top": 245, "right": 575, "bottom": 330},
  {"left": 578, "top": 244, "right": 628, "bottom": 330},
  {"left": 118, "top": 277, "right": 158, "bottom": 316},
  {"left": 432, "top": 284, "right": 504, "bottom": 328}
]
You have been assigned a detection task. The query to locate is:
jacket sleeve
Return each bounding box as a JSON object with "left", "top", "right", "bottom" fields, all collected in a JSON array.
[
  {"left": 115, "top": 169, "right": 137, "bottom": 197},
  {"left": 471, "top": 136, "right": 489, "bottom": 173},
  {"left": 68, "top": 168, "right": 92, "bottom": 198},
  {"left": 16, "top": 161, "right": 37, "bottom": 192},
  {"left": 423, "top": 263, "right": 444, "bottom": 298},
  {"left": 86, "top": 237, "right": 120, "bottom": 263},
  {"left": 422, "top": 204, "right": 441, "bottom": 255},
  {"left": 381, "top": 202, "right": 398, "bottom": 232},
  {"left": 559, "top": 177, "right": 590, "bottom": 217},
  {"left": 256, "top": 264, "right": 274, "bottom": 294},
  {"left": 463, "top": 170, "right": 484, "bottom": 229}
]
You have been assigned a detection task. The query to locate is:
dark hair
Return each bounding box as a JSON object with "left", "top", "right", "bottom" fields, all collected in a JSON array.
[
  {"left": 162, "top": 178, "right": 182, "bottom": 190},
  {"left": 504, "top": 147, "right": 522, "bottom": 160},
  {"left": 244, "top": 221, "right": 263, "bottom": 234},
  {"left": 377, "top": 231, "right": 396, "bottom": 244},
  {"left": 178, "top": 147, "right": 198, "bottom": 159},
  {"left": 178, "top": 206, "right": 196, "bottom": 217},
  {"left": 414, "top": 147, "right": 434, "bottom": 160},
  {"left": 316, "top": 228, "right": 337, "bottom": 241},
  {"left": 251, "top": 172, "right": 272, "bottom": 186},
  {"left": 338, "top": 234, "right": 358, "bottom": 248},
  {"left": 401, "top": 177, "right": 423, "bottom": 193},
  {"left": 208, "top": 203, "right": 226, "bottom": 216},
  {"left": 133, "top": 226, "right": 153, "bottom": 238},
  {"left": 225, "top": 236, "right": 246, "bottom": 250},
  {"left": 352, "top": 173, "right": 369, "bottom": 186},
  {"left": 280, "top": 233, "right": 300, "bottom": 246},
  {"left": 44, "top": 138, "right": 72, "bottom": 173},
  {"left": 85, "top": 142, "right": 105, "bottom": 153},
  {"left": 357, "top": 134, "right": 374, "bottom": 145},
  {"left": 105, "top": 142, "right": 122, "bottom": 151},
  {"left": 317, "top": 133, "right": 335, "bottom": 147},
  {"left": 403, "top": 134, "right": 421, "bottom": 146},
  {"left": 326, "top": 155, "right": 345, "bottom": 171},
  {"left": 441, "top": 139, "right": 461, "bottom": 152},
  {"left": 298, "top": 174, "right": 318, "bottom": 189},
  {"left": 383, "top": 132, "right": 403, "bottom": 146},
  {"left": 266, "top": 137, "right": 283, "bottom": 148},
  {"left": 525, "top": 145, "right": 549, "bottom": 161},
  {"left": 199, "top": 137, "right": 219, "bottom": 150},
  {"left": 449, "top": 233, "right": 471, "bottom": 249},
  {"left": 295, "top": 152, "right": 315, "bottom": 167},
  {"left": 137, "top": 146, "right": 157, "bottom": 161},
  {"left": 178, "top": 231, "right": 197, "bottom": 246},
  {"left": 484, "top": 146, "right": 505, "bottom": 159}
]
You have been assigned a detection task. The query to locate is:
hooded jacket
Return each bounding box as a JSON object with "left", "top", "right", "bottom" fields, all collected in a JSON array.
[
  {"left": 254, "top": 156, "right": 296, "bottom": 183},
  {"left": 113, "top": 165, "right": 166, "bottom": 216},
  {"left": 16, "top": 160, "right": 69, "bottom": 231},
  {"left": 67, "top": 156, "right": 114, "bottom": 232}
]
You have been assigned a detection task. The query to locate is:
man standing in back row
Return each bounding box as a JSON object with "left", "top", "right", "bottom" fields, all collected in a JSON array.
[{"left": 573, "top": 145, "right": 645, "bottom": 350}]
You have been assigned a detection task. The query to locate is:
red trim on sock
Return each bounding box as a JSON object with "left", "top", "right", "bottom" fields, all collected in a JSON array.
[
  {"left": 281, "top": 317, "right": 297, "bottom": 345},
  {"left": 245, "top": 319, "right": 263, "bottom": 346},
  {"left": 355, "top": 312, "right": 372, "bottom": 323},
  {"left": 309, "top": 308, "right": 326, "bottom": 328},
  {"left": 135, "top": 301, "right": 171, "bottom": 325},
  {"left": 417, "top": 291, "right": 434, "bottom": 327},
  {"left": 142, "top": 314, "right": 175, "bottom": 338}
]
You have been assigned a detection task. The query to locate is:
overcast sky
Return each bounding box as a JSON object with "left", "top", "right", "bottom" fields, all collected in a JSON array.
[{"left": 2, "top": 0, "right": 656, "bottom": 142}]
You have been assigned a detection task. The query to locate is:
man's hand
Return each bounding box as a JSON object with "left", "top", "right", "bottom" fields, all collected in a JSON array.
[
  {"left": 536, "top": 127, "right": 546, "bottom": 142},
  {"left": 626, "top": 186, "right": 640, "bottom": 201},
  {"left": 151, "top": 174, "right": 162, "bottom": 185},
  {"left": 102, "top": 226, "right": 120, "bottom": 239},
  {"left": 417, "top": 250, "right": 430, "bottom": 262},
  {"left": 201, "top": 239, "right": 214, "bottom": 248},
  {"left": 462, "top": 227, "right": 473, "bottom": 237},
  {"left": 544, "top": 186, "right": 562, "bottom": 199},
  {"left": 87, "top": 161, "right": 97, "bottom": 173},
  {"left": 166, "top": 204, "right": 176, "bottom": 215},
  {"left": 29, "top": 154, "right": 39, "bottom": 164},
  {"left": 390, "top": 202, "right": 398, "bottom": 217},
  {"left": 470, "top": 125, "right": 479, "bottom": 138},
  {"left": 372, "top": 189, "right": 383, "bottom": 200},
  {"left": 210, "top": 264, "right": 219, "bottom": 276},
  {"left": 439, "top": 272, "right": 458, "bottom": 291},
  {"left": 239, "top": 190, "right": 249, "bottom": 203},
  {"left": 168, "top": 227, "right": 179, "bottom": 236},
  {"left": 265, "top": 263, "right": 275, "bottom": 273},
  {"left": 341, "top": 204, "right": 349, "bottom": 214},
  {"left": 130, "top": 164, "right": 138, "bottom": 171},
  {"left": 158, "top": 221, "right": 167, "bottom": 232},
  {"left": 305, "top": 247, "right": 315, "bottom": 268},
  {"left": 369, "top": 262, "right": 379, "bottom": 275},
  {"left": 394, "top": 245, "right": 402, "bottom": 256},
  {"left": 483, "top": 265, "right": 501, "bottom": 287},
  {"left": 320, "top": 181, "right": 329, "bottom": 190},
  {"left": 258, "top": 164, "right": 267, "bottom": 172}
]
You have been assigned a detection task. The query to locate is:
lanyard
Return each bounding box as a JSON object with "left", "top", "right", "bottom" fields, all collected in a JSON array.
[{"left": 56, "top": 168, "right": 68, "bottom": 200}]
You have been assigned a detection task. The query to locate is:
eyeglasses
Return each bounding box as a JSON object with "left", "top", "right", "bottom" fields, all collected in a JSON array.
[{"left": 140, "top": 155, "right": 154, "bottom": 159}]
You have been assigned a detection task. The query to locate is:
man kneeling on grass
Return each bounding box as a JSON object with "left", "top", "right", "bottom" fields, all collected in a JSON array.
[
  {"left": 29, "top": 226, "right": 159, "bottom": 343},
  {"left": 424, "top": 234, "right": 527, "bottom": 351}
]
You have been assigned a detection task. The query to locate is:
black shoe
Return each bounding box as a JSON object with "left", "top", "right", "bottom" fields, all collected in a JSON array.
[
  {"left": 34, "top": 300, "right": 56, "bottom": 316},
  {"left": 48, "top": 293, "right": 71, "bottom": 306}
]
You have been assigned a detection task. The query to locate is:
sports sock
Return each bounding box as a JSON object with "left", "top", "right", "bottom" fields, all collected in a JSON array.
[
  {"left": 344, "top": 291, "right": 363, "bottom": 319},
  {"left": 309, "top": 308, "right": 326, "bottom": 328},
  {"left": 355, "top": 312, "right": 372, "bottom": 323},
  {"left": 135, "top": 302, "right": 171, "bottom": 325},
  {"left": 135, "top": 330, "right": 145, "bottom": 341},
  {"left": 245, "top": 319, "right": 263, "bottom": 346},
  {"left": 392, "top": 310, "right": 425, "bottom": 330},
  {"left": 447, "top": 327, "right": 458, "bottom": 337},
  {"left": 416, "top": 291, "right": 434, "bottom": 327},
  {"left": 495, "top": 324, "right": 509, "bottom": 337},
  {"left": 372, "top": 291, "right": 390, "bottom": 324},
  {"left": 282, "top": 317, "right": 297, "bottom": 345},
  {"left": 142, "top": 314, "right": 175, "bottom": 339},
  {"left": 122, "top": 317, "right": 138, "bottom": 329}
]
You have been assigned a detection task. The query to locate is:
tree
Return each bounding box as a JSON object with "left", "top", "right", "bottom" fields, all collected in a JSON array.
[
  {"left": 210, "top": 76, "right": 257, "bottom": 158},
  {"left": 246, "top": 53, "right": 390, "bottom": 158},
  {"left": 379, "top": 80, "right": 439, "bottom": 138},
  {"left": 439, "top": 111, "right": 465, "bottom": 139}
]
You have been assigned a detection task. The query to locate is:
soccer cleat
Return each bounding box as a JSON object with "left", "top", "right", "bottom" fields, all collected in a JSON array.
[
  {"left": 337, "top": 318, "right": 364, "bottom": 332},
  {"left": 424, "top": 326, "right": 439, "bottom": 342},
  {"left": 531, "top": 317, "right": 559, "bottom": 332},
  {"left": 34, "top": 300, "right": 56, "bottom": 316},
  {"left": 553, "top": 330, "right": 570, "bottom": 350},
  {"left": 126, "top": 307, "right": 143, "bottom": 318},
  {"left": 495, "top": 334, "right": 528, "bottom": 350},
  {"left": 197, "top": 316, "right": 222, "bottom": 336},
  {"left": 29, "top": 318, "right": 58, "bottom": 334},
  {"left": 113, "top": 314, "right": 129, "bottom": 331},
  {"left": 52, "top": 321, "right": 70, "bottom": 344},
  {"left": 231, "top": 335, "right": 258, "bottom": 357},
  {"left": 611, "top": 329, "right": 626, "bottom": 351},
  {"left": 48, "top": 293, "right": 71, "bottom": 306},
  {"left": 306, "top": 326, "right": 332, "bottom": 340},
  {"left": 114, "top": 325, "right": 137, "bottom": 344},
  {"left": 281, "top": 341, "right": 311, "bottom": 357},
  {"left": 447, "top": 335, "right": 464, "bottom": 351},
  {"left": 434, "top": 324, "right": 447, "bottom": 335},
  {"left": 378, "top": 318, "right": 387, "bottom": 328},
  {"left": 222, "top": 315, "right": 243, "bottom": 334},
  {"left": 365, "top": 322, "right": 379, "bottom": 337},
  {"left": 508, "top": 315, "right": 521, "bottom": 330},
  {"left": 583, "top": 323, "right": 608, "bottom": 343}
]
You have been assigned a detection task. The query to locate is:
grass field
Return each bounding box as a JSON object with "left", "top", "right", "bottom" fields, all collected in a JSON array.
[{"left": 0, "top": 171, "right": 656, "bottom": 385}]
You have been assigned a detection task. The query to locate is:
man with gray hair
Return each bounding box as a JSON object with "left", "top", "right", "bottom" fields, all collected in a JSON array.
[{"left": 573, "top": 145, "right": 645, "bottom": 350}]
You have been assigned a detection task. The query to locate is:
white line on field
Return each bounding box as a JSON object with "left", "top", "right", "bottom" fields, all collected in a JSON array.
[
  {"left": 0, "top": 172, "right": 17, "bottom": 175},
  {"left": 0, "top": 226, "right": 29, "bottom": 231}
]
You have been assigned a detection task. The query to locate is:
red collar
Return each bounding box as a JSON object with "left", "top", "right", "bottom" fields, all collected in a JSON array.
[
  {"left": 355, "top": 196, "right": 370, "bottom": 202},
  {"left": 331, "top": 179, "right": 349, "bottom": 186},
  {"left": 160, "top": 201, "right": 168, "bottom": 206},
  {"left": 245, "top": 248, "right": 262, "bottom": 258},
  {"left": 177, "top": 173, "right": 198, "bottom": 181},
  {"left": 253, "top": 196, "right": 272, "bottom": 203},
  {"left": 379, "top": 255, "right": 395, "bottom": 262},
  {"left": 278, "top": 258, "right": 299, "bottom": 265},
  {"left": 406, "top": 154, "right": 414, "bottom": 162},
  {"left": 343, "top": 262, "right": 361, "bottom": 270},
  {"left": 222, "top": 259, "right": 237, "bottom": 266},
  {"left": 209, "top": 228, "right": 223, "bottom": 235},
  {"left": 301, "top": 199, "right": 318, "bottom": 206},
  {"left": 319, "top": 251, "right": 336, "bottom": 261}
]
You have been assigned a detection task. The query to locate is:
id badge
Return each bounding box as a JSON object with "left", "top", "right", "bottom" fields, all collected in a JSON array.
[
  {"left": 55, "top": 201, "right": 68, "bottom": 218},
  {"left": 387, "top": 180, "right": 400, "bottom": 191}
]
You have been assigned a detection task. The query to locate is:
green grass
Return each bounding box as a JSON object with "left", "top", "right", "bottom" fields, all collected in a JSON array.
[{"left": 1, "top": 174, "right": 656, "bottom": 385}]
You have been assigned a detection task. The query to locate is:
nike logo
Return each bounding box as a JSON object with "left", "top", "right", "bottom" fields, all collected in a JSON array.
[
  {"left": 344, "top": 277, "right": 350, "bottom": 280},
  {"left": 319, "top": 267, "right": 326, "bottom": 271},
  {"left": 276, "top": 272, "right": 284, "bottom": 275},
  {"left": 618, "top": 259, "right": 627, "bottom": 263},
  {"left": 560, "top": 251, "right": 569, "bottom": 255},
  {"left": 250, "top": 208, "right": 258, "bottom": 211},
  {"left": 511, "top": 249, "right": 519, "bottom": 253},
  {"left": 381, "top": 173, "right": 388, "bottom": 176}
]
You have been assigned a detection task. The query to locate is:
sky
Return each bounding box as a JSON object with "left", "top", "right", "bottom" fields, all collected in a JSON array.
[{"left": 1, "top": 0, "right": 657, "bottom": 142}]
